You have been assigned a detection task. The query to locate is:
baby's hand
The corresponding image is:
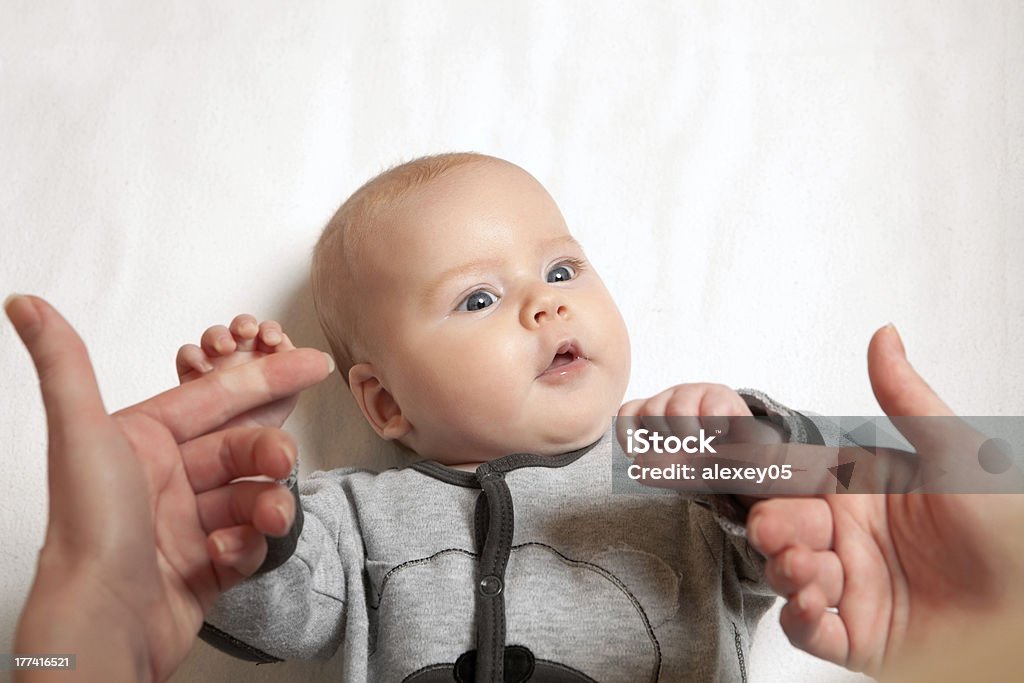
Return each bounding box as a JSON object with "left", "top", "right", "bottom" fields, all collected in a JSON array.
[
  {"left": 619, "top": 384, "right": 791, "bottom": 502},
  {"left": 618, "top": 382, "right": 753, "bottom": 439},
  {"left": 176, "top": 315, "right": 299, "bottom": 430}
]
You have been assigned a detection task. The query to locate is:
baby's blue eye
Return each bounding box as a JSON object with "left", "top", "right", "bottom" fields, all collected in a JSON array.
[
  {"left": 458, "top": 290, "right": 499, "bottom": 312},
  {"left": 546, "top": 263, "right": 577, "bottom": 283}
]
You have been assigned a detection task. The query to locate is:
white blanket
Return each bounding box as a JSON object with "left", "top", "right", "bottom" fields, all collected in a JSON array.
[{"left": 2, "top": 2, "right": 1021, "bottom": 681}]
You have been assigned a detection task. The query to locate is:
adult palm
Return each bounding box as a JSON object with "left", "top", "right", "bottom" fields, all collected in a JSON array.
[
  {"left": 11, "top": 296, "right": 332, "bottom": 682},
  {"left": 748, "top": 325, "right": 1024, "bottom": 675}
]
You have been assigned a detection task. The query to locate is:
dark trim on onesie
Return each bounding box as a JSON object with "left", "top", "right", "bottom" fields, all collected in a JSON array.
[
  {"left": 410, "top": 460, "right": 483, "bottom": 487},
  {"left": 474, "top": 466, "right": 514, "bottom": 681},
  {"left": 731, "top": 621, "right": 748, "bottom": 683},
  {"left": 409, "top": 437, "right": 601, "bottom": 486},
  {"left": 200, "top": 485, "right": 302, "bottom": 664},
  {"left": 402, "top": 663, "right": 456, "bottom": 682},
  {"left": 403, "top": 650, "right": 598, "bottom": 682},
  {"left": 530, "top": 659, "right": 601, "bottom": 682},
  {"left": 408, "top": 438, "right": 603, "bottom": 683},
  {"left": 257, "top": 484, "right": 304, "bottom": 575},
  {"left": 198, "top": 622, "right": 281, "bottom": 663},
  {"left": 738, "top": 390, "right": 826, "bottom": 446}
]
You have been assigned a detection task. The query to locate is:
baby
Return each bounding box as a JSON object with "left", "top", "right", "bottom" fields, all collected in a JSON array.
[{"left": 180, "top": 153, "right": 830, "bottom": 682}]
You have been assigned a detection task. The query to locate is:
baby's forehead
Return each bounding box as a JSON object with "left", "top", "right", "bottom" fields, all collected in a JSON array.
[{"left": 350, "top": 158, "right": 576, "bottom": 275}]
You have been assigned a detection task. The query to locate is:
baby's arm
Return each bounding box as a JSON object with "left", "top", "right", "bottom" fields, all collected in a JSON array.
[
  {"left": 176, "top": 314, "right": 301, "bottom": 430},
  {"left": 201, "top": 468, "right": 365, "bottom": 662}
]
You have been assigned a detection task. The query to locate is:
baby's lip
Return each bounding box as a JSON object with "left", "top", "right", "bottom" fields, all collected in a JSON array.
[{"left": 538, "top": 339, "right": 589, "bottom": 377}]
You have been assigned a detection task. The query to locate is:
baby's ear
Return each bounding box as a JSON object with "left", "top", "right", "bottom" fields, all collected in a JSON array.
[{"left": 348, "top": 363, "right": 412, "bottom": 441}]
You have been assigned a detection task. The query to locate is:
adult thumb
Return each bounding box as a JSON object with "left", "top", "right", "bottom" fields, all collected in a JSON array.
[
  {"left": 5, "top": 295, "right": 108, "bottom": 447},
  {"left": 867, "top": 323, "right": 971, "bottom": 473},
  {"left": 867, "top": 324, "right": 953, "bottom": 418}
]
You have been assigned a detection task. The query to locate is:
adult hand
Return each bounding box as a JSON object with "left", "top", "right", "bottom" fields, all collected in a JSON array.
[
  {"left": 8, "top": 295, "right": 334, "bottom": 682},
  {"left": 747, "top": 325, "right": 1024, "bottom": 675}
]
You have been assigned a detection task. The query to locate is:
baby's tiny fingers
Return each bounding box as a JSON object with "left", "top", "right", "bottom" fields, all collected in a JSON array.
[
  {"left": 700, "top": 385, "right": 749, "bottom": 416},
  {"left": 699, "top": 387, "right": 750, "bottom": 437},
  {"left": 616, "top": 399, "right": 645, "bottom": 453},
  {"left": 176, "top": 343, "right": 214, "bottom": 381},
  {"left": 201, "top": 324, "right": 236, "bottom": 356},
  {"left": 229, "top": 314, "right": 259, "bottom": 341},
  {"left": 258, "top": 320, "right": 285, "bottom": 348}
]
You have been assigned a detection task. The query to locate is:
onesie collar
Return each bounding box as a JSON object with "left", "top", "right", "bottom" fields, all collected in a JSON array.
[{"left": 410, "top": 430, "right": 608, "bottom": 489}]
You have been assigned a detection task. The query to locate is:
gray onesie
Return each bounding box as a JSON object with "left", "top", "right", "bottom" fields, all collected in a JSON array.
[{"left": 201, "top": 391, "right": 826, "bottom": 682}]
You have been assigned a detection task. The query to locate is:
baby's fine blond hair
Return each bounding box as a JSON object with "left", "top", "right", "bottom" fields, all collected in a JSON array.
[{"left": 311, "top": 152, "right": 495, "bottom": 384}]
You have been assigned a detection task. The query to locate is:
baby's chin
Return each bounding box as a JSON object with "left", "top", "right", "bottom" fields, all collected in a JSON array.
[{"left": 526, "top": 415, "right": 612, "bottom": 456}]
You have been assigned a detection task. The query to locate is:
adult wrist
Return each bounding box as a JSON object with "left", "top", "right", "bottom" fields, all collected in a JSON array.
[{"left": 16, "top": 570, "right": 152, "bottom": 682}]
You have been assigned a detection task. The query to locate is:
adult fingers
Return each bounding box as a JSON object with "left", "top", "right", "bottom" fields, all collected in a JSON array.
[
  {"left": 868, "top": 325, "right": 992, "bottom": 488},
  {"left": 180, "top": 427, "right": 297, "bottom": 493},
  {"left": 4, "top": 295, "right": 109, "bottom": 446},
  {"left": 867, "top": 325, "right": 953, "bottom": 418},
  {"left": 765, "top": 546, "right": 844, "bottom": 606},
  {"left": 208, "top": 525, "right": 268, "bottom": 586},
  {"left": 779, "top": 593, "right": 851, "bottom": 669},
  {"left": 122, "top": 348, "right": 334, "bottom": 442},
  {"left": 748, "top": 498, "right": 835, "bottom": 555},
  {"left": 868, "top": 325, "right": 958, "bottom": 454},
  {"left": 196, "top": 481, "right": 295, "bottom": 538}
]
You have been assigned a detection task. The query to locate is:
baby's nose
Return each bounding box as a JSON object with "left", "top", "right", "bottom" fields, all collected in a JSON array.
[{"left": 521, "top": 288, "right": 568, "bottom": 328}]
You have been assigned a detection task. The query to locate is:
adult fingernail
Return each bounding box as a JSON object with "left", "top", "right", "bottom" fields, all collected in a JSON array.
[
  {"left": 276, "top": 502, "right": 292, "bottom": 531},
  {"left": 323, "top": 352, "right": 336, "bottom": 374},
  {"left": 3, "top": 293, "right": 25, "bottom": 311},
  {"left": 747, "top": 516, "right": 760, "bottom": 545},
  {"left": 886, "top": 323, "right": 906, "bottom": 356},
  {"left": 280, "top": 441, "right": 296, "bottom": 468},
  {"left": 214, "top": 534, "right": 242, "bottom": 555},
  {"left": 4, "top": 295, "right": 41, "bottom": 335}
]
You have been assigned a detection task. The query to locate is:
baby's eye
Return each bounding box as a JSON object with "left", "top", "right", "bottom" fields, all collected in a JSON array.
[
  {"left": 546, "top": 262, "right": 577, "bottom": 283},
  {"left": 457, "top": 290, "right": 499, "bottom": 312}
]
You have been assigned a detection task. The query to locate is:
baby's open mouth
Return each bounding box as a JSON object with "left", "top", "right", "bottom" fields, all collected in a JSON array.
[{"left": 539, "top": 340, "right": 589, "bottom": 377}]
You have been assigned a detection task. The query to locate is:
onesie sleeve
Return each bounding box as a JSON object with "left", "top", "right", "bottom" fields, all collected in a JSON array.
[
  {"left": 199, "top": 468, "right": 369, "bottom": 662},
  {"left": 687, "top": 389, "right": 829, "bottom": 590}
]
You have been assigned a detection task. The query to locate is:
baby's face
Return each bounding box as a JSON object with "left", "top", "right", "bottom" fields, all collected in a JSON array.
[{"left": 355, "top": 160, "right": 630, "bottom": 464}]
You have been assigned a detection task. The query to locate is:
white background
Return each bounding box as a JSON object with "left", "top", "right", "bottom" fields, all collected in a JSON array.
[{"left": 2, "top": 2, "right": 1021, "bottom": 681}]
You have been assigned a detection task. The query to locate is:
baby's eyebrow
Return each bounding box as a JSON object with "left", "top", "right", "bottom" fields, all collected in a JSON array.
[
  {"left": 423, "top": 257, "right": 505, "bottom": 304},
  {"left": 542, "top": 235, "right": 584, "bottom": 254}
]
